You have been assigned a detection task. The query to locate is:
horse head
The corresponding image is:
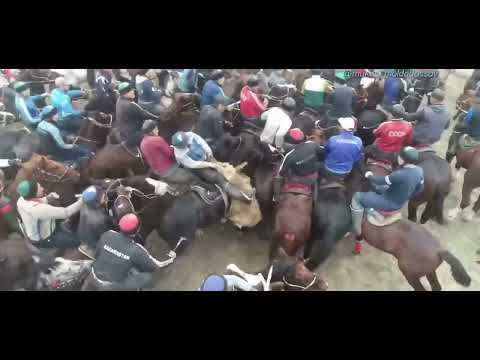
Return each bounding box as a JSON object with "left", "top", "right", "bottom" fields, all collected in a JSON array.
[{"left": 34, "top": 155, "right": 80, "bottom": 183}]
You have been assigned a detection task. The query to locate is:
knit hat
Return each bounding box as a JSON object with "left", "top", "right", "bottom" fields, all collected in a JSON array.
[
  {"left": 82, "top": 185, "right": 105, "bottom": 208},
  {"left": 40, "top": 105, "right": 58, "bottom": 120},
  {"left": 335, "top": 71, "right": 347, "bottom": 81},
  {"left": 200, "top": 274, "right": 227, "bottom": 291},
  {"left": 118, "top": 82, "right": 134, "bottom": 95},
  {"left": 17, "top": 180, "right": 38, "bottom": 199},
  {"left": 13, "top": 81, "right": 29, "bottom": 93}
]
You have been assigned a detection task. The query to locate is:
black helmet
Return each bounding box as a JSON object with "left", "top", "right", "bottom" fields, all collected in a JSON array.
[
  {"left": 282, "top": 97, "right": 296, "bottom": 111},
  {"left": 247, "top": 75, "right": 259, "bottom": 87},
  {"left": 399, "top": 146, "right": 419, "bottom": 164},
  {"left": 211, "top": 70, "right": 225, "bottom": 81},
  {"left": 142, "top": 119, "right": 157, "bottom": 133},
  {"left": 391, "top": 104, "right": 406, "bottom": 119}
]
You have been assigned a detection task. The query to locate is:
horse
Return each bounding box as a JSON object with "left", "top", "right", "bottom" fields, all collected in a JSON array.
[
  {"left": 407, "top": 150, "right": 452, "bottom": 224},
  {"left": 355, "top": 109, "right": 387, "bottom": 147},
  {"left": 75, "top": 111, "right": 114, "bottom": 151},
  {"left": 0, "top": 85, "right": 17, "bottom": 115},
  {"left": 346, "top": 161, "right": 471, "bottom": 291},
  {"left": 7, "top": 153, "right": 81, "bottom": 207},
  {"left": 109, "top": 176, "right": 227, "bottom": 253}
]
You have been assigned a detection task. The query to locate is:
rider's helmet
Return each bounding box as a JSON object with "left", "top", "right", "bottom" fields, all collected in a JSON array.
[
  {"left": 40, "top": 105, "right": 58, "bottom": 121},
  {"left": 338, "top": 117, "right": 356, "bottom": 132},
  {"left": 118, "top": 213, "right": 140, "bottom": 235},
  {"left": 281, "top": 97, "right": 296, "bottom": 111},
  {"left": 142, "top": 119, "right": 157, "bottom": 134},
  {"left": 200, "top": 274, "right": 228, "bottom": 291},
  {"left": 335, "top": 71, "right": 347, "bottom": 82},
  {"left": 17, "top": 180, "right": 38, "bottom": 199},
  {"left": 82, "top": 185, "right": 105, "bottom": 208},
  {"left": 430, "top": 88, "right": 445, "bottom": 102},
  {"left": 171, "top": 131, "right": 189, "bottom": 149},
  {"left": 211, "top": 70, "right": 225, "bottom": 81},
  {"left": 391, "top": 104, "right": 406, "bottom": 119},
  {"left": 13, "top": 81, "right": 29, "bottom": 93},
  {"left": 247, "top": 75, "right": 259, "bottom": 88},
  {"left": 118, "top": 82, "right": 134, "bottom": 96},
  {"left": 398, "top": 146, "right": 419, "bottom": 164},
  {"left": 288, "top": 128, "right": 305, "bottom": 143}
]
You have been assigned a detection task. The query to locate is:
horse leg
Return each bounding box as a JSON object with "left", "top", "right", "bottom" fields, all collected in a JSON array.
[
  {"left": 420, "top": 201, "right": 435, "bottom": 224},
  {"left": 426, "top": 271, "right": 442, "bottom": 291},
  {"left": 433, "top": 192, "right": 446, "bottom": 225},
  {"left": 473, "top": 193, "right": 480, "bottom": 213},
  {"left": 460, "top": 169, "right": 476, "bottom": 210},
  {"left": 404, "top": 275, "right": 426, "bottom": 291},
  {"left": 408, "top": 200, "right": 419, "bottom": 223}
]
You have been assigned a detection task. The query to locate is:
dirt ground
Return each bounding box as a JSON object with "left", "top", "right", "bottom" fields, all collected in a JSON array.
[{"left": 134, "top": 70, "right": 480, "bottom": 290}]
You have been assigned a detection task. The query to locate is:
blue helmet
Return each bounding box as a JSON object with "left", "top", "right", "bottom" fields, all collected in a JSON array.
[
  {"left": 171, "top": 132, "right": 189, "bottom": 149},
  {"left": 82, "top": 186, "right": 102, "bottom": 207},
  {"left": 200, "top": 274, "right": 227, "bottom": 291},
  {"left": 40, "top": 105, "right": 58, "bottom": 120}
]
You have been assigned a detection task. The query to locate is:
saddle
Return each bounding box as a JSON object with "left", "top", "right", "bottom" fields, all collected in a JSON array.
[
  {"left": 459, "top": 134, "right": 480, "bottom": 151},
  {"left": 366, "top": 208, "right": 402, "bottom": 227},
  {"left": 318, "top": 178, "right": 345, "bottom": 190},
  {"left": 282, "top": 182, "right": 312, "bottom": 196},
  {"left": 367, "top": 158, "right": 393, "bottom": 173}
]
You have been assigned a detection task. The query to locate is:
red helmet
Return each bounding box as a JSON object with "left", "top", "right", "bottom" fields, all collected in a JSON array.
[
  {"left": 118, "top": 213, "right": 140, "bottom": 234},
  {"left": 288, "top": 128, "right": 305, "bottom": 142}
]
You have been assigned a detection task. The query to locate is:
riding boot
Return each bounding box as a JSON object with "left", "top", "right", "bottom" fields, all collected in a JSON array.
[
  {"left": 350, "top": 196, "right": 365, "bottom": 255},
  {"left": 446, "top": 130, "right": 462, "bottom": 163},
  {"left": 273, "top": 176, "right": 284, "bottom": 202}
]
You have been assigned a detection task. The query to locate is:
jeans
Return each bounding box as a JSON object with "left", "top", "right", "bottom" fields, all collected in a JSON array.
[
  {"left": 352, "top": 191, "right": 401, "bottom": 212},
  {"left": 58, "top": 114, "right": 84, "bottom": 134},
  {"left": 35, "top": 226, "right": 80, "bottom": 249}
]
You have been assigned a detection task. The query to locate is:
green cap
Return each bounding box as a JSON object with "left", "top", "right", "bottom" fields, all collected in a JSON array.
[
  {"left": 118, "top": 82, "right": 134, "bottom": 95},
  {"left": 14, "top": 81, "right": 29, "bottom": 93},
  {"left": 335, "top": 72, "right": 346, "bottom": 81},
  {"left": 17, "top": 180, "right": 37, "bottom": 198}
]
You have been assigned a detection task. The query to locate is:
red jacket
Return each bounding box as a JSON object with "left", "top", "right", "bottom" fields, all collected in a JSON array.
[
  {"left": 373, "top": 120, "right": 413, "bottom": 152},
  {"left": 140, "top": 135, "right": 177, "bottom": 174},
  {"left": 240, "top": 86, "right": 266, "bottom": 118}
]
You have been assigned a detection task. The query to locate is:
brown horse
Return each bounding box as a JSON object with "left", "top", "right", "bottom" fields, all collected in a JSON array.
[
  {"left": 351, "top": 161, "right": 471, "bottom": 291},
  {"left": 76, "top": 111, "right": 113, "bottom": 151},
  {"left": 7, "top": 154, "right": 81, "bottom": 207},
  {"left": 452, "top": 145, "right": 480, "bottom": 215}
]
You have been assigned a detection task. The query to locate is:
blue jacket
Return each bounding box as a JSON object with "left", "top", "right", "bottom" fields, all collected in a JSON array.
[
  {"left": 383, "top": 77, "right": 402, "bottom": 106},
  {"left": 37, "top": 120, "right": 74, "bottom": 150},
  {"left": 465, "top": 108, "right": 480, "bottom": 138},
  {"left": 15, "top": 95, "right": 41, "bottom": 126},
  {"left": 137, "top": 78, "right": 162, "bottom": 104},
  {"left": 26, "top": 95, "right": 43, "bottom": 118},
  {"left": 201, "top": 80, "right": 226, "bottom": 108},
  {"left": 324, "top": 131, "right": 363, "bottom": 175},
  {"left": 51, "top": 88, "right": 83, "bottom": 120},
  {"left": 178, "top": 69, "right": 198, "bottom": 93}
]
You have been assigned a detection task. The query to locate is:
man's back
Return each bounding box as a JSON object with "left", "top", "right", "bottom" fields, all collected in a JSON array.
[
  {"left": 140, "top": 135, "right": 177, "bottom": 174},
  {"left": 195, "top": 106, "right": 224, "bottom": 141},
  {"left": 374, "top": 120, "right": 413, "bottom": 152},
  {"left": 325, "top": 132, "right": 363, "bottom": 174},
  {"left": 332, "top": 85, "right": 355, "bottom": 117},
  {"left": 413, "top": 104, "right": 450, "bottom": 145},
  {"left": 383, "top": 165, "right": 424, "bottom": 208},
  {"left": 383, "top": 77, "right": 402, "bottom": 106},
  {"left": 201, "top": 80, "right": 221, "bottom": 108}
]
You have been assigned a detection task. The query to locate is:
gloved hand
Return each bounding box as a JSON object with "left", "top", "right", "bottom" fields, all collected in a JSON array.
[
  {"left": 364, "top": 171, "right": 374, "bottom": 178},
  {"left": 167, "top": 250, "right": 177, "bottom": 259},
  {"left": 7, "top": 159, "right": 22, "bottom": 167}
]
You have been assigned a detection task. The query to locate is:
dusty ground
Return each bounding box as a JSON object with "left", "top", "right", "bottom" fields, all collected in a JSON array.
[{"left": 145, "top": 69, "right": 480, "bottom": 291}]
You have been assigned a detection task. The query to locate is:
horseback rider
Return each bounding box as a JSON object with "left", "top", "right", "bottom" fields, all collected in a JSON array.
[
  {"left": 365, "top": 104, "right": 413, "bottom": 164},
  {"left": 322, "top": 117, "right": 364, "bottom": 181},
  {"left": 136, "top": 69, "right": 164, "bottom": 115},
  {"left": 82, "top": 213, "right": 176, "bottom": 291},
  {"left": 274, "top": 128, "right": 325, "bottom": 200},
  {"left": 330, "top": 71, "right": 357, "bottom": 118},
  {"left": 16, "top": 180, "right": 88, "bottom": 249},
  {"left": 446, "top": 91, "right": 480, "bottom": 163},
  {"left": 171, "top": 131, "right": 253, "bottom": 203},
  {"left": 50, "top": 76, "right": 88, "bottom": 133},
  {"left": 178, "top": 69, "right": 200, "bottom": 94},
  {"left": 260, "top": 97, "right": 296, "bottom": 152},
  {"left": 95, "top": 69, "right": 116, "bottom": 98},
  {"left": 302, "top": 69, "right": 332, "bottom": 111},
  {"left": 195, "top": 95, "right": 231, "bottom": 149},
  {"left": 77, "top": 185, "right": 113, "bottom": 260},
  {"left": 404, "top": 88, "right": 451, "bottom": 148},
  {"left": 201, "top": 70, "right": 229, "bottom": 108},
  {"left": 14, "top": 81, "right": 43, "bottom": 128},
  {"left": 350, "top": 146, "right": 425, "bottom": 254},
  {"left": 240, "top": 75, "right": 268, "bottom": 125},
  {"left": 114, "top": 82, "right": 160, "bottom": 143},
  {"left": 382, "top": 71, "right": 407, "bottom": 111},
  {"left": 36, "top": 105, "right": 91, "bottom": 166}
]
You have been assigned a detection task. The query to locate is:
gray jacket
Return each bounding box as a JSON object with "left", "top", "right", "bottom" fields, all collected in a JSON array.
[{"left": 406, "top": 104, "right": 451, "bottom": 145}]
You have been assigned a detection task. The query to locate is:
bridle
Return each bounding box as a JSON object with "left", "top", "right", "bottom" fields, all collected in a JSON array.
[
  {"left": 34, "top": 166, "right": 70, "bottom": 183},
  {"left": 282, "top": 274, "right": 317, "bottom": 291}
]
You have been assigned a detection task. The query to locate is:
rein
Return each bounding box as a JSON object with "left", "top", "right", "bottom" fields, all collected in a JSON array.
[
  {"left": 120, "top": 143, "right": 145, "bottom": 167},
  {"left": 282, "top": 275, "right": 317, "bottom": 291},
  {"left": 75, "top": 135, "right": 102, "bottom": 146},
  {"left": 34, "top": 166, "right": 70, "bottom": 183},
  {"left": 87, "top": 114, "right": 113, "bottom": 129}
]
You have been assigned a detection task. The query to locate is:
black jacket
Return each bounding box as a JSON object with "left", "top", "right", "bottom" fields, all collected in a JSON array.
[
  {"left": 115, "top": 97, "right": 157, "bottom": 136},
  {"left": 93, "top": 230, "right": 158, "bottom": 282},
  {"left": 194, "top": 105, "right": 224, "bottom": 142},
  {"left": 279, "top": 141, "right": 326, "bottom": 178}
]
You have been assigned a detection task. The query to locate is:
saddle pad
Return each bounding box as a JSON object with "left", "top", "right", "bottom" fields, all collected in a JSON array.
[
  {"left": 367, "top": 159, "right": 393, "bottom": 173},
  {"left": 367, "top": 209, "right": 402, "bottom": 227},
  {"left": 282, "top": 183, "right": 312, "bottom": 196},
  {"left": 318, "top": 181, "right": 345, "bottom": 190}
]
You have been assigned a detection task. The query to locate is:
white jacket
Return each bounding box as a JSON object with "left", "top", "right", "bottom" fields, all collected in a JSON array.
[{"left": 260, "top": 107, "right": 292, "bottom": 149}]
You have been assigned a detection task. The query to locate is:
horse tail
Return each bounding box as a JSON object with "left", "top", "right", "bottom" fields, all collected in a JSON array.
[{"left": 439, "top": 250, "right": 471, "bottom": 287}]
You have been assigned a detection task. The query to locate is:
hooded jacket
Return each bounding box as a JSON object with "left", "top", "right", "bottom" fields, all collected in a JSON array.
[{"left": 407, "top": 104, "right": 451, "bottom": 145}]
